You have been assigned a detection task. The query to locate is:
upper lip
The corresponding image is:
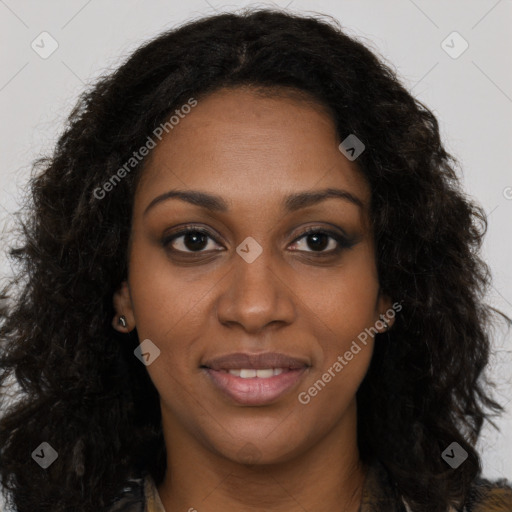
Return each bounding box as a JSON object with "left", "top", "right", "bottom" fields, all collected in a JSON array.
[{"left": 201, "top": 352, "right": 310, "bottom": 370}]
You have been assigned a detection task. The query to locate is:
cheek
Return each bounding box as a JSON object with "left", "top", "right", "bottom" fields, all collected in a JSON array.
[
  {"left": 296, "top": 302, "right": 376, "bottom": 424},
  {"left": 128, "top": 242, "right": 205, "bottom": 336},
  {"left": 293, "top": 248, "right": 379, "bottom": 395},
  {"left": 126, "top": 249, "right": 202, "bottom": 391},
  {"left": 127, "top": 258, "right": 207, "bottom": 418},
  {"left": 296, "top": 247, "right": 380, "bottom": 340}
]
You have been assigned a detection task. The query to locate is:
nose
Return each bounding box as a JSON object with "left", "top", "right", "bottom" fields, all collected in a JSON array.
[{"left": 215, "top": 245, "right": 296, "bottom": 334}]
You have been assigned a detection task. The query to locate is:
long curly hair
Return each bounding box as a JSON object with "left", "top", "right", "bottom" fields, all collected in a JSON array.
[{"left": 0, "top": 8, "right": 509, "bottom": 512}]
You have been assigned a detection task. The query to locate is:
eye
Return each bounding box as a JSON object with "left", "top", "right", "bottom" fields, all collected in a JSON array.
[
  {"left": 162, "top": 225, "right": 354, "bottom": 256},
  {"left": 162, "top": 226, "right": 222, "bottom": 254},
  {"left": 290, "top": 227, "right": 353, "bottom": 254}
]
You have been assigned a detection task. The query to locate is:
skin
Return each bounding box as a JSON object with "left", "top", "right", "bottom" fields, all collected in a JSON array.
[{"left": 113, "top": 86, "right": 395, "bottom": 512}]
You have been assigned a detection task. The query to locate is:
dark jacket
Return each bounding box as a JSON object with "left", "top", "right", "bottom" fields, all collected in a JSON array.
[{"left": 107, "top": 460, "right": 512, "bottom": 512}]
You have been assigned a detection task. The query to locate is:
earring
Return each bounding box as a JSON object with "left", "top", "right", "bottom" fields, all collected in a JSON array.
[
  {"left": 380, "top": 314, "right": 389, "bottom": 330},
  {"left": 118, "top": 315, "right": 127, "bottom": 328}
]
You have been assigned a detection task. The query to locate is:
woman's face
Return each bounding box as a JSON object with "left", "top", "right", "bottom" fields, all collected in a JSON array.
[{"left": 115, "top": 87, "right": 393, "bottom": 464}]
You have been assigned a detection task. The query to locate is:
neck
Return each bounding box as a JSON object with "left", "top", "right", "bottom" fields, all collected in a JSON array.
[{"left": 157, "top": 399, "right": 366, "bottom": 512}]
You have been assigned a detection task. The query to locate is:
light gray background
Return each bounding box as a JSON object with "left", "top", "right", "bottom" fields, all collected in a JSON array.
[{"left": 0, "top": 0, "right": 511, "bottom": 498}]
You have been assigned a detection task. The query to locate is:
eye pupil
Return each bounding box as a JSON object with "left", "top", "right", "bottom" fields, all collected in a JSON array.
[
  {"left": 307, "top": 232, "right": 329, "bottom": 251},
  {"left": 184, "top": 232, "right": 208, "bottom": 251}
]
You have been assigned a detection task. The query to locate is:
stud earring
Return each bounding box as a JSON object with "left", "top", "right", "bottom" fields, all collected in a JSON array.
[{"left": 118, "top": 315, "right": 127, "bottom": 328}]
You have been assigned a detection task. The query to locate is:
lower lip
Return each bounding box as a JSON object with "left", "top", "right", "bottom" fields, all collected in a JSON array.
[{"left": 203, "top": 368, "right": 308, "bottom": 406}]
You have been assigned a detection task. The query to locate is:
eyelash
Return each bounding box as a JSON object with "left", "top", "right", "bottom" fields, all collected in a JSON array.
[{"left": 161, "top": 224, "right": 354, "bottom": 256}]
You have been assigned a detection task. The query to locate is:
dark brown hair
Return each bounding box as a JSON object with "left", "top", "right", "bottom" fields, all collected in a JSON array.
[{"left": 1, "top": 8, "right": 509, "bottom": 512}]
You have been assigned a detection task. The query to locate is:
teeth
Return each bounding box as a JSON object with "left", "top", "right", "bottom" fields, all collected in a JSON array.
[
  {"left": 255, "top": 369, "right": 274, "bottom": 378},
  {"left": 227, "top": 368, "right": 287, "bottom": 378}
]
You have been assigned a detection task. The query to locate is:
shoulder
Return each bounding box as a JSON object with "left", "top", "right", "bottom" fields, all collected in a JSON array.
[
  {"left": 104, "top": 467, "right": 512, "bottom": 512},
  {"left": 463, "top": 475, "right": 512, "bottom": 512},
  {"left": 369, "top": 460, "right": 512, "bottom": 512}
]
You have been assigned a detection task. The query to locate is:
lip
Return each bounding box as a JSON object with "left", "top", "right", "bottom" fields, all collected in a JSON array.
[
  {"left": 201, "top": 352, "right": 310, "bottom": 371},
  {"left": 201, "top": 352, "right": 310, "bottom": 406},
  {"left": 203, "top": 367, "right": 309, "bottom": 405}
]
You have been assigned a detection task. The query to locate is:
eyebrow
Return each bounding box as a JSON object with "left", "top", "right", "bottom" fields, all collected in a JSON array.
[{"left": 143, "top": 187, "right": 364, "bottom": 216}]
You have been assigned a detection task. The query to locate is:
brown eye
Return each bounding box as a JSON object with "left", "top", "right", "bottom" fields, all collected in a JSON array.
[
  {"left": 162, "top": 225, "right": 355, "bottom": 257},
  {"left": 290, "top": 227, "right": 354, "bottom": 254},
  {"left": 162, "top": 227, "right": 222, "bottom": 253}
]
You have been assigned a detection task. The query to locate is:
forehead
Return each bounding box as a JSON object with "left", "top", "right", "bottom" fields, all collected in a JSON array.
[{"left": 134, "top": 87, "right": 370, "bottom": 217}]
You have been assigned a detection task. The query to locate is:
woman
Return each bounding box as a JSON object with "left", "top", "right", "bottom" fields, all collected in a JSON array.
[{"left": 1, "top": 8, "right": 511, "bottom": 512}]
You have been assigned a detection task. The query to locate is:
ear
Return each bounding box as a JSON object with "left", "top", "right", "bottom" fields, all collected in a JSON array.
[
  {"left": 375, "top": 291, "right": 397, "bottom": 334},
  {"left": 112, "top": 280, "right": 136, "bottom": 333}
]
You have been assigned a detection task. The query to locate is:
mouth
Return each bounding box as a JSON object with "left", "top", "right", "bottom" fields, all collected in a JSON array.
[{"left": 200, "top": 352, "right": 310, "bottom": 406}]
